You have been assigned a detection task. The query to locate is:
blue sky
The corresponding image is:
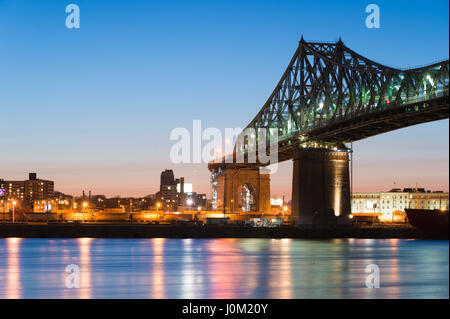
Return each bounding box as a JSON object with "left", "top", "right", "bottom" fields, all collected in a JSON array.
[{"left": 0, "top": 0, "right": 448, "bottom": 198}]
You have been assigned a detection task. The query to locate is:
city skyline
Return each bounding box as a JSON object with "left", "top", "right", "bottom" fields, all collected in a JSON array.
[
  {"left": 1, "top": 164, "right": 449, "bottom": 200},
  {"left": 1, "top": 0, "right": 449, "bottom": 198}
]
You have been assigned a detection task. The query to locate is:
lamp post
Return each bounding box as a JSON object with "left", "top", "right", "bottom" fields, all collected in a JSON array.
[
  {"left": 283, "top": 205, "right": 288, "bottom": 220},
  {"left": 156, "top": 202, "right": 161, "bottom": 221},
  {"left": 12, "top": 200, "right": 17, "bottom": 223},
  {"left": 1, "top": 200, "right": 5, "bottom": 222},
  {"left": 82, "top": 202, "right": 88, "bottom": 223}
]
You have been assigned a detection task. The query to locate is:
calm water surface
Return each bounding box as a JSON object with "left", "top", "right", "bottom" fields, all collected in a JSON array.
[{"left": 0, "top": 238, "right": 448, "bottom": 299}]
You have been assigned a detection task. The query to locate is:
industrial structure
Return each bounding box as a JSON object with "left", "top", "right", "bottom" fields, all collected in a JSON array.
[{"left": 209, "top": 38, "right": 449, "bottom": 225}]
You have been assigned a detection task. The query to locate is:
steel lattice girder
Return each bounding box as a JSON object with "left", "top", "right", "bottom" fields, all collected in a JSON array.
[
  {"left": 247, "top": 38, "right": 449, "bottom": 145},
  {"left": 209, "top": 38, "right": 449, "bottom": 169}
]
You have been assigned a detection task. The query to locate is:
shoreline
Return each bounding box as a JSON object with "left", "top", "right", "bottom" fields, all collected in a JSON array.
[{"left": 0, "top": 223, "right": 426, "bottom": 239}]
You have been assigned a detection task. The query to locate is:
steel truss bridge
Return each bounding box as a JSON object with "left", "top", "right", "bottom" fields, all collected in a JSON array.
[{"left": 209, "top": 38, "right": 449, "bottom": 168}]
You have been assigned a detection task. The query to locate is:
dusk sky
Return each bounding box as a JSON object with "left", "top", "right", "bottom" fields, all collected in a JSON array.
[{"left": 0, "top": 0, "right": 448, "bottom": 199}]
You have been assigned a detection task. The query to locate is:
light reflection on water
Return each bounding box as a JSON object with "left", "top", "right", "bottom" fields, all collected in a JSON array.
[{"left": 0, "top": 238, "right": 447, "bottom": 299}]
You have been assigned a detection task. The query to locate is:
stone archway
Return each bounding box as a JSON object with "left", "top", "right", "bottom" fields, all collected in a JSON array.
[
  {"left": 240, "top": 183, "right": 257, "bottom": 212},
  {"left": 210, "top": 167, "right": 271, "bottom": 214}
]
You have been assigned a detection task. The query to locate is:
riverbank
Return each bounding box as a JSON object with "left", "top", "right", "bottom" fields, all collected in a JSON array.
[{"left": 0, "top": 223, "right": 422, "bottom": 239}]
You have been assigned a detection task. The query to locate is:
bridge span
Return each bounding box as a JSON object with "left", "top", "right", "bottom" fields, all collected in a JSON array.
[{"left": 209, "top": 38, "right": 449, "bottom": 225}]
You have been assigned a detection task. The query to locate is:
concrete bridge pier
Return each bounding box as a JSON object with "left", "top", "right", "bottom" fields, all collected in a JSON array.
[{"left": 292, "top": 148, "right": 351, "bottom": 225}]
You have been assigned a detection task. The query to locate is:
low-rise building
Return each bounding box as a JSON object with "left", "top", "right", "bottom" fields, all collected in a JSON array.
[
  {"left": 352, "top": 188, "right": 449, "bottom": 222},
  {"left": 33, "top": 200, "right": 57, "bottom": 213}
]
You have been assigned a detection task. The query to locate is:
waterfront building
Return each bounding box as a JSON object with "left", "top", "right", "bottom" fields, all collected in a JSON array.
[
  {"left": 156, "top": 184, "right": 179, "bottom": 211},
  {"left": 33, "top": 191, "right": 74, "bottom": 212},
  {"left": 352, "top": 188, "right": 449, "bottom": 221},
  {"left": 160, "top": 169, "right": 176, "bottom": 189},
  {"left": 156, "top": 169, "right": 180, "bottom": 211},
  {"left": 24, "top": 173, "right": 54, "bottom": 204},
  {"left": 0, "top": 179, "right": 25, "bottom": 201},
  {"left": 0, "top": 173, "right": 54, "bottom": 208},
  {"left": 33, "top": 200, "right": 57, "bottom": 213},
  {"left": 154, "top": 169, "right": 207, "bottom": 211},
  {"left": 183, "top": 192, "right": 207, "bottom": 210},
  {"left": 76, "top": 196, "right": 153, "bottom": 213}
]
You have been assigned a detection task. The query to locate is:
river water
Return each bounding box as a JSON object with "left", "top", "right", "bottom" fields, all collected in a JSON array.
[{"left": 0, "top": 238, "right": 447, "bottom": 299}]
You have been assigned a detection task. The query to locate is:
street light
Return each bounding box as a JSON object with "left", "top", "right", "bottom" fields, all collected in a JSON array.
[
  {"left": 82, "top": 202, "right": 88, "bottom": 223},
  {"left": 155, "top": 202, "right": 162, "bottom": 221},
  {"left": 12, "top": 200, "right": 17, "bottom": 223},
  {"left": 283, "top": 205, "right": 288, "bottom": 219}
]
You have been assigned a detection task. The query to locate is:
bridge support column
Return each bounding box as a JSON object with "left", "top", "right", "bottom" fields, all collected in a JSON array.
[{"left": 292, "top": 148, "right": 351, "bottom": 225}]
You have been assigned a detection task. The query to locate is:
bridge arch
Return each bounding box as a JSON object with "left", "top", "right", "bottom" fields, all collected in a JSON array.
[{"left": 210, "top": 167, "right": 271, "bottom": 214}]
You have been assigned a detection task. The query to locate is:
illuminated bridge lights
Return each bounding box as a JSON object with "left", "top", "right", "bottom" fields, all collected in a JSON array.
[{"left": 210, "top": 39, "right": 448, "bottom": 168}]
